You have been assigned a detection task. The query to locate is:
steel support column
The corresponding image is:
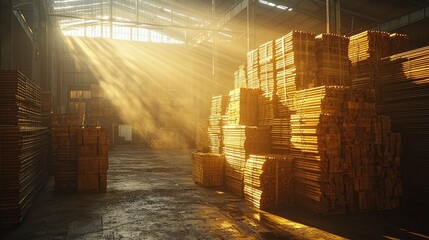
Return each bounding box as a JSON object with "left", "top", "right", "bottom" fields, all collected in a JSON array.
[
  {"left": 0, "top": 0, "right": 13, "bottom": 69},
  {"left": 326, "top": 0, "right": 341, "bottom": 34}
]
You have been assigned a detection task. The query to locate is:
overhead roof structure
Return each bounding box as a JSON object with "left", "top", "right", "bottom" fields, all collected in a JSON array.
[{"left": 11, "top": 0, "right": 429, "bottom": 46}]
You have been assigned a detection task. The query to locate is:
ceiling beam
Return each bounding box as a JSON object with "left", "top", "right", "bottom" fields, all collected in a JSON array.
[
  {"left": 216, "top": 0, "right": 248, "bottom": 28},
  {"left": 374, "top": 5, "right": 429, "bottom": 32},
  {"left": 13, "top": 10, "right": 34, "bottom": 42},
  {"left": 310, "top": 0, "right": 382, "bottom": 22}
]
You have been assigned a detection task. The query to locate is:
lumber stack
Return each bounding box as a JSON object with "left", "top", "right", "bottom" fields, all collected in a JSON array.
[
  {"left": 247, "top": 49, "right": 260, "bottom": 89},
  {"left": 192, "top": 152, "right": 225, "bottom": 187},
  {"left": 52, "top": 123, "right": 109, "bottom": 192},
  {"left": 342, "top": 88, "right": 378, "bottom": 212},
  {"left": 271, "top": 118, "right": 291, "bottom": 153},
  {"left": 234, "top": 64, "right": 248, "bottom": 89},
  {"left": 223, "top": 126, "right": 271, "bottom": 197},
  {"left": 373, "top": 116, "right": 402, "bottom": 210},
  {"left": 379, "top": 46, "right": 429, "bottom": 206},
  {"left": 0, "top": 70, "right": 48, "bottom": 228},
  {"left": 290, "top": 85, "right": 402, "bottom": 213},
  {"left": 244, "top": 154, "right": 294, "bottom": 210},
  {"left": 51, "top": 113, "right": 84, "bottom": 127},
  {"left": 257, "top": 94, "right": 277, "bottom": 127},
  {"left": 77, "top": 127, "right": 109, "bottom": 192},
  {"left": 226, "top": 88, "right": 259, "bottom": 126},
  {"left": 349, "top": 31, "right": 408, "bottom": 95},
  {"left": 388, "top": 33, "right": 409, "bottom": 56},
  {"left": 257, "top": 40, "right": 277, "bottom": 127},
  {"left": 275, "top": 31, "right": 317, "bottom": 116},
  {"left": 52, "top": 126, "right": 79, "bottom": 192},
  {"left": 315, "top": 33, "right": 351, "bottom": 87},
  {"left": 208, "top": 95, "right": 229, "bottom": 154},
  {"left": 291, "top": 86, "right": 346, "bottom": 213},
  {"left": 259, "top": 40, "right": 276, "bottom": 98}
]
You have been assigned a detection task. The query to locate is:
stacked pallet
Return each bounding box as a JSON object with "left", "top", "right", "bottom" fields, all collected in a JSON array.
[
  {"left": 77, "top": 127, "right": 109, "bottom": 192},
  {"left": 0, "top": 70, "right": 48, "bottom": 228},
  {"left": 234, "top": 64, "right": 247, "bottom": 88},
  {"left": 315, "top": 33, "right": 351, "bottom": 86},
  {"left": 208, "top": 95, "right": 229, "bottom": 154},
  {"left": 379, "top": 46, "right": 429, "bottom": 207},
  {"left": 247, "top": 49, "right": 260, "bottom": 89},
  {"left": 226, "top": 88, "right": 259, "bottom": 126},
  {"left": 275, "top": 31, "right": 317, "bottom": 116},
  {"left": 271, "top": 118, "right": 291, "bottom": 153},
  {"left": 223, "top": 126, "right": 271, "bottom": 196},
  {"left": 244, "top": 154, "right": 294, "bottom": 210},
  {"left": 192, "top": 152, "right": 225, "bottom": 187}
]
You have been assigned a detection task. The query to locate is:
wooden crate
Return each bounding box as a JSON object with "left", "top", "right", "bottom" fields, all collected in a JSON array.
[
  {"left": 192, "top": 152, "right": 225, "bottom": 187},
  {"left": 77, "top": 174, "right": 107, "bottom": 193}
]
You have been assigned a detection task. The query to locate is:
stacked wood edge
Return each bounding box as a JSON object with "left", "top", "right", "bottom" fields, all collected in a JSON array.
[
  {"left": 193, "top": 30, "right": 420, "bottom": 214},
  {"left": 0, "top": 71, "right": 110, "bottom": 229}
]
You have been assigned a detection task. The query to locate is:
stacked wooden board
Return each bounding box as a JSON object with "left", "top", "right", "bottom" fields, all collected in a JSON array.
[
  {"left": 316, "top": 33, "right": 351, "bottom": 86},
  {"left": 258, "top": 40, "right": 277, "bottom": 127},
  {"left": 192, "top": 152, "right": 225, "bottom": 187},
  {"left": 208, "top": 95, "right": 229, "bottom": 154},
  {"left": 0, "top": 70, "right": 48, "bottom": 228},
  {"left": 226, "top": 88, "right": 259, "bottom": 126},
  {"left": 379, "top": 46, "right": 429, "bottom": 207},
  {"left": 257, "top": 94, "right": 276, "bottom": 127},
  {"left": 234, "top": 64, "right": 247, "bottom": 89},
  {"left": 290, "top": 86, "right": 402, "bottom": 213},
  {"left": 52, "top": 126, "right": 79, "bottom": 192},
  {"left": 223, "top": 126, "right": 271, "bottom": 196},
  {"left": 259, "top": 40, "right": 276, "bottom": 98},
  {"left": 244, "top": 154, "right": 294, "bottom": 210},
  {"left": 349, "top": 31, "right": 390, "bottom": 91},
  {"left": 275, "top": 31, "right": 317, "bottom": 116},
  {"left": 247, "top": 49, "right": 260, "bottom": 89},
  {"left": 291, "top": 86, "right": 345, "bottom": 213},
  {"left": 388, "top": 33, "right": 409, "bottom": 56},
  {"left": 349, "top": 31, "right": 408, "bottom": 98},
  {"left": 52, "top": 124, "right": 109, "bottom": 192},
  {"left": 77, "top": 127, "right": 109, "bottom": 192},
  {"left": 271, "top": 118, "right": 291, "bottom": 153}
]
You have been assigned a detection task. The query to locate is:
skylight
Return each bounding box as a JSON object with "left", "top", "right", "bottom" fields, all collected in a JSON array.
[{"left": 259, "top": 0, "right": 293, "bottom": 11}]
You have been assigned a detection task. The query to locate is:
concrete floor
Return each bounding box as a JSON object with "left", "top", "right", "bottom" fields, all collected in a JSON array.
[{"left": 1, "top": 145, "right": 428, "bottom": 240}]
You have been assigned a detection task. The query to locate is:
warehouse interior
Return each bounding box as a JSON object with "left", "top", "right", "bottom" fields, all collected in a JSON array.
[{"left": 1, "top": 0, "right": 429, "bottom": 239}]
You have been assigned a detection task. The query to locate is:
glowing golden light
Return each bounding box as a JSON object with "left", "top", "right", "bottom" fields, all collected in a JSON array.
[{"left": 64, "top": 37, "right": 200, "bottom": 146}]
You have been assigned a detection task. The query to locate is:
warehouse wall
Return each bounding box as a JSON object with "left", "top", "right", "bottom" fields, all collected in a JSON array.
[{"left": 59, "top": 37, "right": 223, "bottom": 146}]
